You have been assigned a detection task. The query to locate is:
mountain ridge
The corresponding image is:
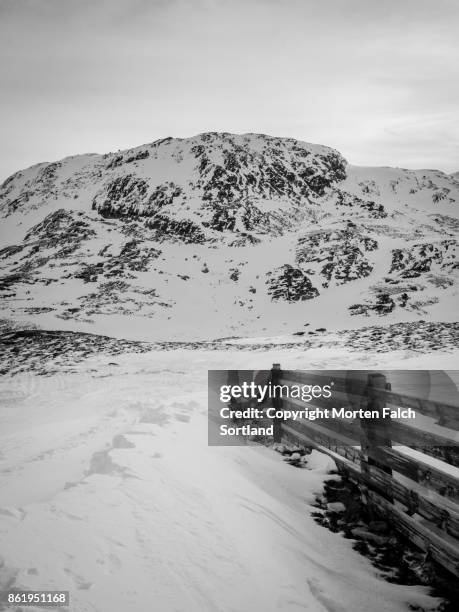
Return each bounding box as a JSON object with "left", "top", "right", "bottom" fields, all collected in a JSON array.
[{"left": 0, "top": 132, "right": 457, "bottom": 342}]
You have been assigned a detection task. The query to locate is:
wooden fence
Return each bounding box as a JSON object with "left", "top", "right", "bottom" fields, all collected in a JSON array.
[{"left": 230, "top": 366, "right": 459, "bottom": 577}]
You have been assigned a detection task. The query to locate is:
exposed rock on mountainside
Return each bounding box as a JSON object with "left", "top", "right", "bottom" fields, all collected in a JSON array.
[
  {"left": 266, "top": 265, "right": 319, "bottom": 302},
  {"left": 0, "top": 132, "right": 457, "bottom": 341},
  {"left": 87, "top": 134, "right": 348, "bottom": 241},
  {"left": 295, "top": 227, "right": 378, "bottom": 288},
  {"left": 320, "top": 189, "right": 387, "bottom": 219},
  {"left": 389, "top": 240, "right": 457, "bottom": 278}
]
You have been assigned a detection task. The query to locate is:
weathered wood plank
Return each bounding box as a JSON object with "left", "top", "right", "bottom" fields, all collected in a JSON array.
[
  {"left": 279, "top": 379, "right": 459, "bottom": 466},
  {"left": 280, "top": 372, "right": 459, "bottom": 426},
  {"left": 385, "top": 391, "right": 459, "bottom": 428},
  {"left": 281, "top": 418, "right": 459, "bottom": 500},
  {"left": 362, "top": 463, "right": 459, "bottom": 540},
  {"left": 372, "top": 446, "right": 459, "bottom": 499},
  {"left": 328, "top": 388, "right": 459, "bottom": 454},
  {"left": 281, "top": 422, "right": 362, "bottom": 466},
  {"left": 343, "top": 458, "right": 459, "bottom": 540},
  {"left": 280, "top": 424, "right": 459, "bottom": 540},
  {"left": 365, "top": 489, "right": 459, "bottom": 577},
  {"left": 389, "top": 423, "right": 458, "bottom": 466}
]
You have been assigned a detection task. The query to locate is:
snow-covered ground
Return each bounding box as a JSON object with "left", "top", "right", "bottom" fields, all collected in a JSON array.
[{"left": 0, "top": 348, "right": 450, "bottom": 612}]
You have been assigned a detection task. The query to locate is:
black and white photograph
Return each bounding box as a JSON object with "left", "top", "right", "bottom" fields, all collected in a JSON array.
[{"left": 0, "top": 1, "right": 458, "bottom": 610}]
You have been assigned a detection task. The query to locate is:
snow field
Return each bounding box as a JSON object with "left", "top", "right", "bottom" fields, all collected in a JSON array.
[{"left": 0, "top": 349, "right": 447, "bottom": 611}]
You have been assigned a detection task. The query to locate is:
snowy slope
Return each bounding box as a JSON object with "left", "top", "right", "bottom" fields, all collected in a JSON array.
[
  {"left": 0, "top": 350, "right": 445, "bottom": 612},
  {"left": 0, "top": 132, "right": 457, "bottom": 341}
]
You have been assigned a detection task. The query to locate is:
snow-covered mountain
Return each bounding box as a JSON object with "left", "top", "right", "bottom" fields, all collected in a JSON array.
[{"left": 0, "top": 132, "right": 458, "bottom": 341}]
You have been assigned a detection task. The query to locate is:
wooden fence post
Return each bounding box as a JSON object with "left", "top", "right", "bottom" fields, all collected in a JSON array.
[
  {"left": 227, "top": 370, "right": 240, "bottom": 423},
  {"left": 271, "top": 363, "right": 283, "bottom": 443},
  {"left": 360, "top": 372, "right": 393, "bottom": 505}
]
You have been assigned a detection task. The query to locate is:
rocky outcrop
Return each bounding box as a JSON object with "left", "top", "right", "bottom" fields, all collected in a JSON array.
[
  {"left": 349, "top": 292, "right": 399, "bottom": 316},
  {"left": 296, "top": 227, "right": 377, "bottom": 287},
  {"left": 266, "top": 265, "right": 319, "bottom": 301},
  {"left": 89, "top": 133, "right": 347, "bottom": 237},
  {"left": 25, "top": 209, "right": 97, "bottom": 252},
  {"left": 389, "top": 240, "right": 457, "bottom": 278},
  {"left": 331, "top": 189, "right": 387, "bottom": 219}
]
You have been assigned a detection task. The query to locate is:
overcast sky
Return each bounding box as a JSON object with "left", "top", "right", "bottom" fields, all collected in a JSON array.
[{"left": 1, "top": 0, "right": 458, "bottom": 181}]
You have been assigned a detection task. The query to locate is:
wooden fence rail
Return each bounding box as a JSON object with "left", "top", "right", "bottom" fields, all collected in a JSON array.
[{"left": 228, "top": 366, "right": 459, "bottom": 577}]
